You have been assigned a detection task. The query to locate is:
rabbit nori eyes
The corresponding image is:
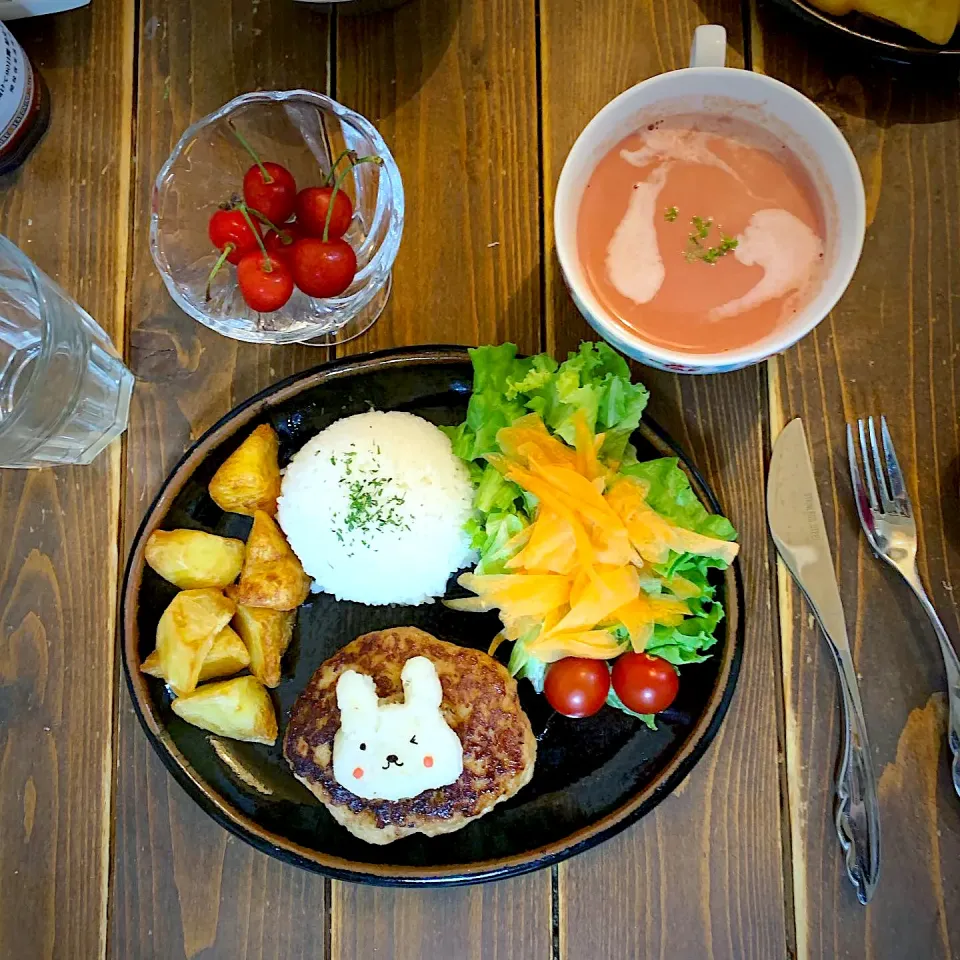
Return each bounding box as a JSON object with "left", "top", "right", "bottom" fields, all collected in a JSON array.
[{"left": 332, "top": 656, "right": 464, "bottom": 802}]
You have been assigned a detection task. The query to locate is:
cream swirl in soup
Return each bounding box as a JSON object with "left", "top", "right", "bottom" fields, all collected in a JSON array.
[{"left": 577, "top": 116, "right": 825, "bottom": 355}]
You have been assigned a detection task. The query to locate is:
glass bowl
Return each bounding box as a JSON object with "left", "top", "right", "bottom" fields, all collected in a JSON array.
[{"left": 150, "top": 90, "right": 404, "bottom": 346}]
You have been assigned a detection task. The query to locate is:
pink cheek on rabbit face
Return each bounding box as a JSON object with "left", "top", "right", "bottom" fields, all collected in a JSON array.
[
  {"left": 423, "top": 755, "right": 434, "bottom": 768},
  {"left": 353, "top": 742, "right": 368, "bottom": 779}
]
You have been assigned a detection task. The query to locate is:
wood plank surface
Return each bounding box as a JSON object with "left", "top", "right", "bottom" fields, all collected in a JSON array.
[
  {"left": 331, "top": 2, "right": 551, "bottom": 958},
  {"left": 17, "top": 0, "right": 957, "bottom": 956},
  {"left": 0, "top": 4, "right": 133, "bottom": 959},
  {"left": 753, "top": 4, "right": 960, "bottom": 958},
  {"left": 540, "top": 3, "right": 789, "bottom": 958},
  {"left": 111, "top": 4, "right": 336, "bottom": 959},
  {"left": 335, "top": 0, "right": 542, "bottom": 355}
]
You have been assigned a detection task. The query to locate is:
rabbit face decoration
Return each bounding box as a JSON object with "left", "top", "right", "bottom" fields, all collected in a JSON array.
[{"left": 332, "top": 656, "right": 464, "bottom": 801}]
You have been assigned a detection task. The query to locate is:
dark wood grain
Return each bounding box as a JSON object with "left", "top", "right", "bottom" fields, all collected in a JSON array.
[
  {"left": 0, "top": 3, "right": 133, "bottom": 959},
  {"left": 540, "top": 3, "right": 790, "bottom": 958},
  {"left": 333, "top": 881, "right": 550, "bottom": 960},
  {"left": 111, "top": 4, "right": 336, "bottom": 958},
  {"left": 335, "top": 0, "right": 542, "bottom": 356},
  {"left": 754, "top": 3, "right": 960, "bottom": 956},
  {"left": 330, "top": 3, "right": 551, "bottom": 957}
]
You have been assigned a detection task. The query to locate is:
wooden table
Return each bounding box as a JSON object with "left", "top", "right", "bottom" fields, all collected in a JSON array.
[{"left": 1, "top": 0, "right": 958, "bottom": 957}]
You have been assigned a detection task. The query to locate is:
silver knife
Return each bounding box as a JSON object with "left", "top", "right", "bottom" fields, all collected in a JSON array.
[{"left": 768, "top": 418, "right": 880, "bottom": 905}]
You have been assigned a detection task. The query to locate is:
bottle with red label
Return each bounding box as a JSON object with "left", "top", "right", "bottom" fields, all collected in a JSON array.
[{"left": 0, "top": 22, "right": 49, "bottom": 176}]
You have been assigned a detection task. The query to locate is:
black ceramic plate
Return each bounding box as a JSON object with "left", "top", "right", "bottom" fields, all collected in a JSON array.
[
  {"left": 121, "top": 346, "right": 744, "bottom": 885},
  {"left": 772, "top": 0, "right": 960, "bottom": 62}
]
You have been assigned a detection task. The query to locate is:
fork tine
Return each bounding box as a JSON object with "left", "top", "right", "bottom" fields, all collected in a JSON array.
[
  {"left": 847, "top": 423, "right": 877, "bottom": 539},
  {"left": 879, "top": 415, "right": 913, "bottom": 517},
  {"left": 857, "top": 419, "right": 880, "bottom": 510},
  {"left": 867, "top": 416, "right": 895, "bottom": 511}
]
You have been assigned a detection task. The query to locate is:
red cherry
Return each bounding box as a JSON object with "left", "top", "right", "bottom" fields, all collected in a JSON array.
[
  {"left": 242, "top": 162, "right": 297, "bottom": 225},
  {"left": 291, "top": 237, "right": 357, "bottom": 298},
  {"left": 263, "top": 222, "right": 304, "bottom": 267},
  {"left": 207, "top": 209, "right": 260, "bottom": 265},
  {"left": 294, "top": 186, "right": 353, "bottom": 239},
  {"left": 236, "top": 251, "right": 294, "bottom": 312}
]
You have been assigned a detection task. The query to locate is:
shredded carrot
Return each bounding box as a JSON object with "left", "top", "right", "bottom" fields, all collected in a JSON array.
[
  {"left": 548, "top": 565, "right": 640, "bottom": 635},
  {"left": 572, "top": 409, "right": 605, "bottom": 481},
  {"left": 527, "top": 629, "right": 624, "bottom": 663},
  {"left": 487, "top": 632, "right": 507, "bottom": 657}
]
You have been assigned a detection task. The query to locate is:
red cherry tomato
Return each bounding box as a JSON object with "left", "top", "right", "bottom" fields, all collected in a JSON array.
[
  {"left": 543, "top": 658, "right": 610, "bottom": 718},
  {"left": 291, "top": 237, "right": 357, "bottom": 298},
  {"left": 263, "top": 222, "right": 304, "bottom": 267},
  {"left": 236, "top": 252, "right": 294, "bottom": 313},
  {"left": 242, "top": 162, "right": 297, "bottom": 225},
  {"left": 611, "top": 653, "right": 679, "bottom": 714},
  {"left": 294, "top": 185, "right": 353, "bottom": 239},
  {"left": 207, "top": 209, "right": 261, "bottom": 265}
]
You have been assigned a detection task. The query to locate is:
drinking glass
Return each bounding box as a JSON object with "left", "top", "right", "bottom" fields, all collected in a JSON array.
[
  {"left": 0, "top": 235, "right": 133, "bottom": 468},
  {"left": 150, "top": 90, "right": 404, "bottom": 346}
]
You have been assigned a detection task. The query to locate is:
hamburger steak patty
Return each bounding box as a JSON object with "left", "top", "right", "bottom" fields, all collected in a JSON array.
[{"left": 283, "top": 627, "right": 537, "bottom": 844}]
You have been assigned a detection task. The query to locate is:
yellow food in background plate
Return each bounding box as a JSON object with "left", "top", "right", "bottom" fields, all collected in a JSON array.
[
  {"left": 809, "top": 0, "right": 960, "bottom": 45},
  {"left": 171, "top": 675, "right": 278, "bottom": 745},
  {"left": 209, "top": 423, "right": 282, "bottom": 517},
  {"left": 152, "top": 588, "right": 235, "bottom": 696},
  {"left": 231, "top": 604, "right": 295, "bottom": 688},
  {"left": 144, "top": 528, "right": 245, "bottom": 589}
]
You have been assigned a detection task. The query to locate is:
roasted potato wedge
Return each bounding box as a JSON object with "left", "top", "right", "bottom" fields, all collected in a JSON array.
[
  {"left": 142, "top": 624, "right": 250, "bottom": 684},
  {"left": 154, "top": 589, "right": 235, "bottom": 696},
  {"left": 232, "top": 510, "right": 310, "bottom": 610},
  {"left": 144, "top": 528, "right": 245, "bottom": 589},
  {"left": 198, "top": 624, "right": 251, "bottom": 682},
  {"left": 171, "top": 676, "right": 277, "bottom": 745},
  {"left": 231, "top": 604, "right": 295, "bottom": 688},
  {"left": 140, "top": 649, "right": 164, "bottom": 677},
  {"left": 208, "top": 424, "right": 282, "bottom": 517}
]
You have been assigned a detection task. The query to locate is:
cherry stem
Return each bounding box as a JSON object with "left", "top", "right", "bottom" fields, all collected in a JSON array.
[
  {"left": 322, "top": 154, "right": 384, "bottom": 243},
  {"left": 324, "top": 148, "right": 355, "bottom": 186},
  {"left": 238, "top": 203, "right": 272, "bottom": 272},
  {"left": 205, "top": 243, "right": 234, "bottom": 301},
  {"left": 248, "top": 208, "right": 285, "bottom": 234},
  {"left": 248, "top": 208, "right": 294, "bottom": 245},
  {"left": 229, "top": 122, "right": 273, "bottom": 184}
]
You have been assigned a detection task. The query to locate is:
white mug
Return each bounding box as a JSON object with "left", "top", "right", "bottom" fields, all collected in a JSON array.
[{"left": 553, "top": 25, "right": 865, "bottom": 374}]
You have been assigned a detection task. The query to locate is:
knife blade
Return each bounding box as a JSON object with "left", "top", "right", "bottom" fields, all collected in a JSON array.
[
  {"left": 768, "top": 418, "right": 850, "bottom": 646},
  {"left": 767, "top": 417, "right": 880, "bottom": 905}
]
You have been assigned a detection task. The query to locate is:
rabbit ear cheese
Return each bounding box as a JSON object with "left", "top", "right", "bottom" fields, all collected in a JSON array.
[{"left": 333, "top": 656, "right": 463, "bottom": 802}]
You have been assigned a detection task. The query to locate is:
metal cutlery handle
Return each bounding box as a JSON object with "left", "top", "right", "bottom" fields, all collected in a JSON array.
[
  {"left": 820, "top": 621, "right": 881, "bottom": 905},
  {"left": 906, "top": 579, "right": 960, "bottom": 799}
]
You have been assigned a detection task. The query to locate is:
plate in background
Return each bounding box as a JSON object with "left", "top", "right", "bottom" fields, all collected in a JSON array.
[
  {"left": 772, "top": 0, "right": 960, "bottom": 62},
  {"left": 120, "top": 346, "right": 744, "bottom": 885}
]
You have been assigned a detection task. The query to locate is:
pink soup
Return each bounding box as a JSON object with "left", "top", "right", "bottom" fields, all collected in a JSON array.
[{"left": 577, "top": 115, "right": 826, "bottom": 355}]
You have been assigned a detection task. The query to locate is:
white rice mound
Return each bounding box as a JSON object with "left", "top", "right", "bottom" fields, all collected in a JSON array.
[{"left": 276, "top": 411, "right": 476, "bottom": 606}]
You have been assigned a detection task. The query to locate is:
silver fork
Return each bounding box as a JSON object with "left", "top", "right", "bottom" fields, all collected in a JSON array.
[{"left": 847, "top": 416, "right": 960, "bottom": 799}]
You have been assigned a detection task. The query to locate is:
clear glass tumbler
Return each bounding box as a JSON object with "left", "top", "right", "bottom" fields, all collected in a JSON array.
[{"left": 0, "top": 235, "right": 133, "bottom": 468}]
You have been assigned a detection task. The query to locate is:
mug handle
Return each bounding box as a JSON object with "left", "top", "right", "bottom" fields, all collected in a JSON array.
[{"left": 689, "top": 24, "right": 726, "bottom": 68}]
